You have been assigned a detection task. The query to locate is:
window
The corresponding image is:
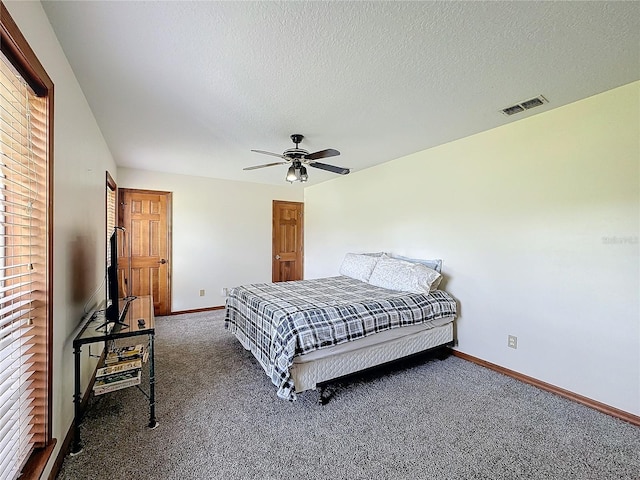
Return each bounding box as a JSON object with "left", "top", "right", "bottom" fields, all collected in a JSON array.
[
  {"left": 0, "top": 3, "right": 54, "bottom": 479},
  {"left": 106, "top": 172, "right": 116, "bottom": 266}
]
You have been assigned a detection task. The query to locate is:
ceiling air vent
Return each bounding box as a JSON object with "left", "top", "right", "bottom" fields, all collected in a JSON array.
[{"left": 501, "top": 95, "right": 548, "bottom": 116}]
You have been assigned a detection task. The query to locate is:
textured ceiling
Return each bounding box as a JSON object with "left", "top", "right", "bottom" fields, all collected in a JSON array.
[{"left": 41, "top": 1, "right": 640, "bottom": 186}]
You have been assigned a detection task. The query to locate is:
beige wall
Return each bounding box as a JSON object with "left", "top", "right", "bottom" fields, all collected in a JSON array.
[
  {"left": 117, "top": 168, "right": 303, "bottom": 311},
  {"left": 305, "top": 82, "right": 640, "bottom": 415},
  {"left": 4, "top": 3, "right": 303, "bottom": 474},
  {"left": 6, "top": 3, "right": 639, "bottom": 477},
  {"left": 4, "top": 1, "right": 119, "bottom": 478}
]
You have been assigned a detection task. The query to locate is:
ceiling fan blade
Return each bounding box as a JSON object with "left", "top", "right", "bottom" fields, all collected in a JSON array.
[
  {"left": 251, "top": 149, "right": 287, "bottom": 159},
  {"left": 308, "top": 162, "right": 350, "bottom": 175},
  {"left": 305, "top": 148, "right": 340, "bottom": 161},
  {"left": 243, "top": 161, "right": 288, "bottom": 171}
]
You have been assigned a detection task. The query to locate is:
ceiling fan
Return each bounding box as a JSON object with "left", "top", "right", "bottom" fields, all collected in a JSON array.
[{"left": 244, "top": 134, "right": 350, "bottom": 183}]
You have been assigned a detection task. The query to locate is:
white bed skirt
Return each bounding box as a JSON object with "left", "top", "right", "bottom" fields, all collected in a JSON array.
[{"left": 290, "top": 318, "right": 454, "bottom": 394}]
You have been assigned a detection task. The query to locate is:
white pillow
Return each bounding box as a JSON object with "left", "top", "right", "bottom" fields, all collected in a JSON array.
[
  {"left": 361, "top": 252, "right": 388, "bottom": 258},
  {"left": 392, "top": 254, "right": 443, "bottom": 273},
  {"left": 339, "top": 253, "right": 380, "bottom": 282},
  {"left": 368, "top": 256, "right": 442, "bottom": 293}
]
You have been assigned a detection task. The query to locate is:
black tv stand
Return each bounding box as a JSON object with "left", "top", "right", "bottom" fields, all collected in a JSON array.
[{"left": 72, "top": 295, "right": 157, "bottom": 455}]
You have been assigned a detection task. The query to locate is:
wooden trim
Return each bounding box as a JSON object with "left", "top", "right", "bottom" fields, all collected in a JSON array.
[
  {"left": 47, "top": 432, "right": 69, "bottom": 480},
  {"left": 20, "top": 440, "right": 56, "bottom": 480},
  {"left": 165, "top": 193, "right": 173, "bottom": 314},
  {"left": 451, "top": 349, "right": 640, "bottom": 427},
  {"left": 0, "top": 2, "right": 52, "bottom": 96},
  {"left": 106, "top": 171, "right": 117, "bottom": 191},
  {"left": 121, "top": 188, "right": 173, "bottom": 195},
  {"left": 1, "top": 5, "right": 55, "bottom": 479},
  {"left": 170, "top": 305, "right": 225, "bottom": 315}
]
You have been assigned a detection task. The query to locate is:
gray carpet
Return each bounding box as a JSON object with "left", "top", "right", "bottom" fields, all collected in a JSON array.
[{"left": 58, "top": 310, "right": 640, "bottom": 480}]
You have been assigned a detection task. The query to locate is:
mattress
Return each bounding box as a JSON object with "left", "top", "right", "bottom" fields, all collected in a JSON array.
[{"left": 290, "top": 320, "right": 454, "bottom": 393}]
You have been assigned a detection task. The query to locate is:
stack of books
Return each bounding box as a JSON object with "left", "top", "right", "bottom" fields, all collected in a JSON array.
[{"left": 93, "top": 344, "right": 147, "bottom": 396}]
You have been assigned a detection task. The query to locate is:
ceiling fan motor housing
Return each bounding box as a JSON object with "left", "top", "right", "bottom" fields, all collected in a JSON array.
[{"left": 283, "top": 148, "right": 308, "bottom": 159}]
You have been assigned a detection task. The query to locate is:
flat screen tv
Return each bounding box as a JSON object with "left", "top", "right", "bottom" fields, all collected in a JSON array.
[{"left": 105, "top": 227, "right": 133, "bottom": 326}]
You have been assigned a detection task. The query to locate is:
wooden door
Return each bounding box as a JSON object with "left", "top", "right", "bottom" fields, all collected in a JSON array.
[
  {"left": 272, "top": 200, "right": 304, "bottom": 282},
  {"left": 119, "top": 189, "right": 172, "bottom": 315}
]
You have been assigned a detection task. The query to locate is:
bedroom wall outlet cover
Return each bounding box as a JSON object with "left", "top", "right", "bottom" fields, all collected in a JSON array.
[
  {"left": 222, "top": 288, "right": 228, "bottom": 296},
  {"left": 508, "top": 335, "right": 518, "bottom": 349},
  {"left": 199, "top": 289, "right": 205, "bottom": 297}
]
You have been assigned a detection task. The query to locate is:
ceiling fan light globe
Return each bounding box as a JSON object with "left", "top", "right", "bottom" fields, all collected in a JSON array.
[{"left": 286, "top": 166, "right": 298, "bottom": 182}]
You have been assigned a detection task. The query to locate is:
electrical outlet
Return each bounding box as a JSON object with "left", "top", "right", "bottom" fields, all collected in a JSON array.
[
  {"left": 221, "top": 287, "right": 228, "bottom": 297},
  {"left": 508, "top": 335, "right": 518, "bottom": 349},
  {"left": 199, "top": 289, "right": 205, "bottom": 297}
]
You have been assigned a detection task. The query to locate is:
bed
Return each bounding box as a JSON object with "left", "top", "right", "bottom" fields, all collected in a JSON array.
[{"left": 224, "top": 254, "right": 457, "bottom": 401}]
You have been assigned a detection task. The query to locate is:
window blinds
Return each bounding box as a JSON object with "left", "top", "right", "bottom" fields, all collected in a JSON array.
[
  {"left": 0, "top": 51, "right": 49, "bottom": 480},
  {"left": 106, "top": 175, "right": 116, "bottom": 265}
]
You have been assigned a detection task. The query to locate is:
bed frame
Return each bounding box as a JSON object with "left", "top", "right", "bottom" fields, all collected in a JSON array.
[{"left": 290, "top": 320, "right": 455, "bottom": 403}]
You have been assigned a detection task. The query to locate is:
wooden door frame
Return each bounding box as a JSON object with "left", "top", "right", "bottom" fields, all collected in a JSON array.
[{"left": 118, "top": 188, "right": 173, "bottom": 315}]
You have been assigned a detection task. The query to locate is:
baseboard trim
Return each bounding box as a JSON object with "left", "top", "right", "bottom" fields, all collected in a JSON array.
[
  {"left": 48, "top": 423, "right": 72, "bottom": 479},
  {"left": 48, "top": 350, "right": 106, "bottom": 479},
  {"left": 451, "top": 349, "right": 640, "bottom": 427},
  {"left": 170, "top": 305, "right": 224, "bottom": 315}
]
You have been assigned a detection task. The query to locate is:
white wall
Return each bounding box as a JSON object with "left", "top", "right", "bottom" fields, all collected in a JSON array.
[
  {"left": 117, "top": 169, "right": 303, "bottom": 311},
  {"left": 305, "top": 82, "right": 640, "bottom": 416},
  {"left": 4, "top": 1, "right": 119, "bottom": 478}
]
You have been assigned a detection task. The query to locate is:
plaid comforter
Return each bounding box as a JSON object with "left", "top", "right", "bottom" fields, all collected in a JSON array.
[{"left": 224, "top": 276, "right": 457, "bottom": 400}]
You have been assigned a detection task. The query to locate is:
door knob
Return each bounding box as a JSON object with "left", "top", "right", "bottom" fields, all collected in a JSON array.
[
  {"left": 275, "top": 255, "right": 281, "bottom": 260},
  {"left": 158, "top": 259, "right": 167, "bottom": 264}
]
